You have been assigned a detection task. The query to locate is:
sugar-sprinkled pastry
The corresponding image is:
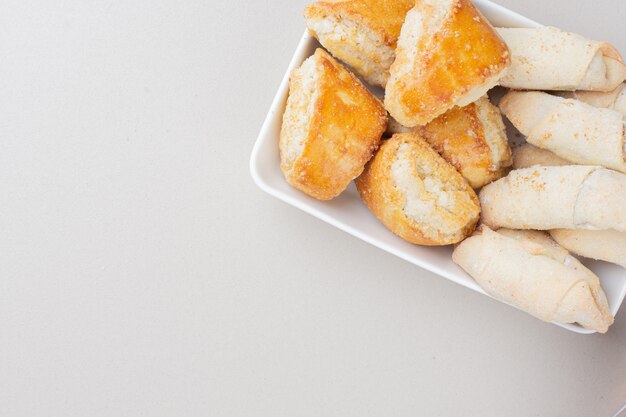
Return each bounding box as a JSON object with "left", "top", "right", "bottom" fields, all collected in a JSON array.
[
  {"left": 415, "top": 96, "right": 512, "bottom": 188},
  {"left": 500, "top": 91, "right": 626, "bottom": 174},
  {"left": 385, "top": 0, "right": 510, "bottom": 127},
  {"left": 453, "top": 227, "right": 614, "bottom": 333},
  {"left": 479, "top": 166, "right": 626, "bottom": 232},
  {"left": 356, "top": 132, "right": 480, "bottom": 245},
  {"left": 305, "top": 0, "right": 415, "bottom": 87},
  {"left": 497, "top": 27, "right": 626, "bottom": 91},
  {"left": 280, "top": 49, "right": 387, "bottom": 200}
]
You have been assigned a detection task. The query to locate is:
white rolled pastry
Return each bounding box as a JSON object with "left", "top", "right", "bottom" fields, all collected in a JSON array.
[
  {"left": 356, "top": 133, "right": 480, "bottom": 245},
  {"left": 479, "top": 166, "right": 626, "bottom": 232},
  {"left": 557, "top": 84, "right": 626, "bottom": 118},
  {"left": 614, "top": 85, "right": 626, "bottom": 116},
  {"left": 453, "top": 227, "right": 613, "bottom": 333},
  {"left": 550, "top": 229, "right": 626, "bottom": 268},
  {"left": 500, "top": 91, "right": 626, "bottom": 174},
  {"left": 497, "top": 27, "right": 626, "bottom": 92},
  {"left": 512, "top": 144, "right": 569, "bottom": 169}
]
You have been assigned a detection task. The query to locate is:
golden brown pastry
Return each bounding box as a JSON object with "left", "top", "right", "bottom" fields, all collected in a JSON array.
[
  {"left": 384, "top": 0, "right": 510, "bottom": 127},
  {"left": 384, "top": 97, "right": 511, "bottom": 187},
  {"left": 356, "top": 132, "right": 480, "bottom": 245},
  {"left": 280, "top": 49, "right": 388, "bottom": 200},
  {"left": 305, "top": 0, "right": 415, "bottom": 87},
  {"left": 416, "top": 96, "right": 512, "bottom": 188}
]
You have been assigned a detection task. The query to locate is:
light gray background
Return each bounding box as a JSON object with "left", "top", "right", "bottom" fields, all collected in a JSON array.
[{"left": 1, "top": 1, "right": 625, "bottom": 416}]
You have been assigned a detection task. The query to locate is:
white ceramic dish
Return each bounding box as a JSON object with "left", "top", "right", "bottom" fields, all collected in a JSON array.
[{"left": 250, "top": 0, "right": 626, "bottom": 334}]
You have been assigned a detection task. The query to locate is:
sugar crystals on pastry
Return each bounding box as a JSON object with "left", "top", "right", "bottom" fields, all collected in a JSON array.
[
  {"left": 305, "top": 0, "right": 415, "bottom": 87},
  {"left": 453, "top": 227, "right": 614, "bottom": 333},
  {"left": 356, "top": 132, "right": 480, "bottom": 245},
  {"left": 280, "top": 48, "right": 388, "bottom": 200},
  {"left": 497, "top": 27, "right": 626, "bottom": 92},
  {"left": 384, "top": 0, "right": 510, "bottom": 127},
  {"left": 479, "top": 166, "right": 626, "bottom": 232},
  {"left": 500, "top": 91, "right": 626, "bottom": 174}
]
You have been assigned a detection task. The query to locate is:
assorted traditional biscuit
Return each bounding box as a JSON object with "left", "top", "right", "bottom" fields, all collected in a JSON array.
[
  {"left": 453, "top": 227, "right": 614, "bottom": 333},
  {"left": 500, "top": 91, "right": 626, "bottom": 174},
  {"left": 304, "top": 0, "right": 415, "bottom": 87},
  {"left": 279, "top": 0, "right": 626, "bottom": 332},
  {"left": 384, "top": 0, "right": 510, "bottom": 127},
  {"left": 414, "top": 96, "right": 512, "bottom": 189},
  {"left": 279, "top": 49, "right": 387, "bottom": 200},
  {"left": 496, "top": 27, "right": 626, "bottom": 92},
  {"left": 386, "top": 96, "right": 513, "bottom": 188},
  {"left": 479, "top": 165, "right": 626, "bottom": 232},
  {"left": 356, "top": 133, "right": 480, "bottom": 245}
]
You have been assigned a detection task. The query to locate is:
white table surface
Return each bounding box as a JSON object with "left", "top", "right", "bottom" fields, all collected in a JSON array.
[{"left": 1, "top": 1, "right": 625, "bottom": 416}]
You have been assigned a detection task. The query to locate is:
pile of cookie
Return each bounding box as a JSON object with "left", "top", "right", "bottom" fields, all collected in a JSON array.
[{"left": 279, "top": 0, "right": 626, "bottom": 333}]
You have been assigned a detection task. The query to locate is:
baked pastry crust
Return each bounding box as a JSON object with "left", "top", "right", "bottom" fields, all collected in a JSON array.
[
  {"left": 416, "top": 96, "right": 512, "bottom": 188},
  {"left": 280, "top": 49, "right": 388, "bottom": 200},
  {"left": 305, "top": 0, "right": 415, "bottom": 87},
  {"left": 356, "top": 132, "right": 480, "bottom": 245},
  {"left": 500, "top": 91, "right": 626, "bottom": 174},
  {"left": 385, "top": 97, "right": 512, "bottom": 188},
  {"left": 384, "top": 0, "right": 510, "bottom": 127},
  {"left": 479, "top": 166, "right": 626, "bottom": 232},
  {"left": 497, "top": 27, "right": 626, "bottom": 92},
  {"left": 453, "top": 227, "right": 613, "bottom": 333},
  {"left": 550, "top": 229, "right": 626, "bottom": 269}
]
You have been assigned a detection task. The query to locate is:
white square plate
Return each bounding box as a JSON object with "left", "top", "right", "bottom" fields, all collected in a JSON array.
[{"left": 250, "top": 0, "right": 626, "bottom": 334}]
